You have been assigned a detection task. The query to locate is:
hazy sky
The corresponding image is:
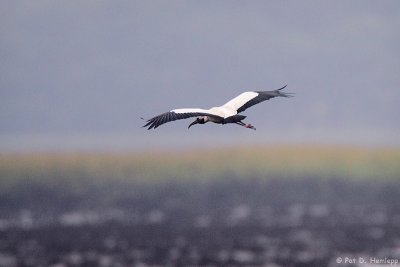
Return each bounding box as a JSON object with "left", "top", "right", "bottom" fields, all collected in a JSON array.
[{"left": 1, "top": 1, "right": 399, "bottom": 151}]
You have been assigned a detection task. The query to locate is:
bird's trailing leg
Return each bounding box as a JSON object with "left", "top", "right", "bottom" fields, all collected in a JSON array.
[
  {"left": 224, "top": 115, "right": 255, "bottom": 130},
  {"left": 236, "top": 121, "right": 256, "bottom": 130}
]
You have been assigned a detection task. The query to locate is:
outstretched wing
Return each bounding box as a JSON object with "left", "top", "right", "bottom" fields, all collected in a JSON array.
[
  {"left": 143, "top": 108, "right": 222, "bottom": 130},
  {"left": 222, "top": 85, "right": 293, "bottom": 113}
]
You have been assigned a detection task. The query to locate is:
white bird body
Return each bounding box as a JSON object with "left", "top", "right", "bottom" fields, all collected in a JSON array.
[{"left": 143, "top": 85, "right": 292, "bottom": 130}]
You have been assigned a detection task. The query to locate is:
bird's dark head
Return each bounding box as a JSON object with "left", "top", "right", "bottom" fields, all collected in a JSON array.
[{"left": 188, "top": 117, "right": 206, "bottom": 129}]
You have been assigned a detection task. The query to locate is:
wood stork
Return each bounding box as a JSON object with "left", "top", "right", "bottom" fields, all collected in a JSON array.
[{"left": 143, "top": 85, "right": 293, "bottom": 130}]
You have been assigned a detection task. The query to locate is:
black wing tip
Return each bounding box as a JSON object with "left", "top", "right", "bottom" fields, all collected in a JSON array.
[
  {"left": 280, "top": 92, "right": 295, "bottom": 97},
  {"left": 275, "top": 84, "right": 294, "bottom": 97},
  {"left": 277, "top": 84, "right": 288, "bottom": 90},
  {"left": 141, "top": 117, "right": 154, "bottom": 130},
  {"left": 142, "top": 117, "right": 159, "bottom": 130},
  {"left": 142, "top": 111, "right": 177, "bottom": 130},
  {"left": 143, "top": 123, "right": 154, "bottom": 130}
]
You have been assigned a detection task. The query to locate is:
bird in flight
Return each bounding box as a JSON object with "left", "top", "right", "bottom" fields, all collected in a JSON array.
[{"left": 143, "top": 85, "right": 293, "bottom": 130}]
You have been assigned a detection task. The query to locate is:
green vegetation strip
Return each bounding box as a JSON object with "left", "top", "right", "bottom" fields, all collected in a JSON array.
[{"left": 0, "top": 145, "right": 399, "bottom": 191}]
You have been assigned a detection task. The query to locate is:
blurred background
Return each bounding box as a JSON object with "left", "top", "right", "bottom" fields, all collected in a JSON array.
[{"left": 1, "top": 1, "right": 400, "bottom": 266}]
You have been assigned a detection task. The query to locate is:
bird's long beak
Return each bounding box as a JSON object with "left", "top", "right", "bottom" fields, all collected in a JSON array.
[{"left": 188, "top": 119, "right": 198, "bottom": 129}]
